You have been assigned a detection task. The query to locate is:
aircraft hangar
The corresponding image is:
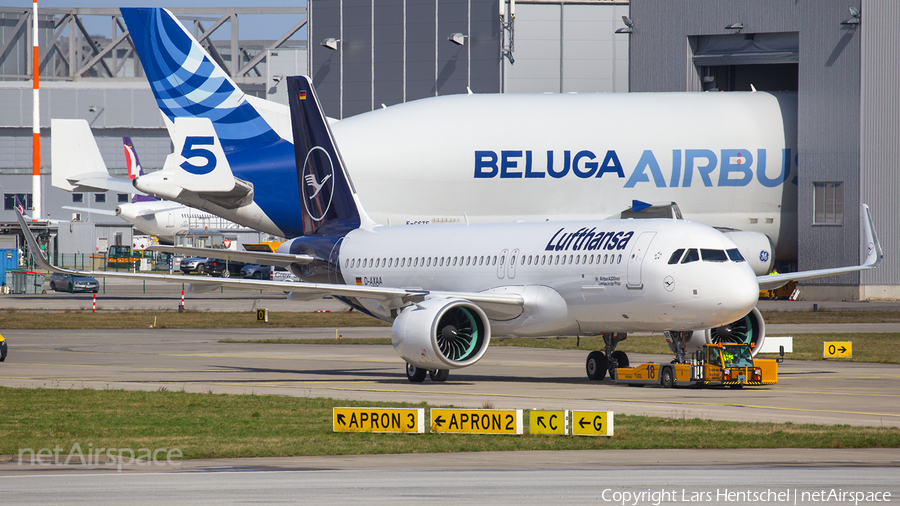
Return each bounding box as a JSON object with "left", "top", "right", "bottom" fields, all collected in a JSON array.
[
  {"left": 0, "top": 1, "right": 897, "bottom": 301},
  {"left": 624, "top": 0, "right": 899, "bottom": 300}
]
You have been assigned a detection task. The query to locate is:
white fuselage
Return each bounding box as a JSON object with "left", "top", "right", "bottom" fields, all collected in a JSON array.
[
  {"left": 116, "top": 201, "right": 249, "bottom": 240},
  {"left": 338, "top": 218, "right": 760, "bottom": 336},
  {"left": 332, "top": 91, "right": 798, "bottom": 260}
]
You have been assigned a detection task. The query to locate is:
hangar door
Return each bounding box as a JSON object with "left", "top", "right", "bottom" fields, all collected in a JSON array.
[{"left": 692, "top": 33, "right": 798, "bottom": 92}]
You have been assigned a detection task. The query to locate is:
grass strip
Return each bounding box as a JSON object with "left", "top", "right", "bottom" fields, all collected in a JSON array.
[
  {"left": 0, "top": 310, "right": 388, "bottom": 329},
  {"left": 759, "top": 310, "right": 900, "bottom": 324},
  {"left": 1, "top": 387, "right": 897, "bottom": 460}
]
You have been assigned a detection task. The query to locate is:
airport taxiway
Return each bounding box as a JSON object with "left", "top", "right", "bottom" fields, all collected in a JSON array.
[{"left": 2, "top": 326, "right": 898, "bottom": 428}]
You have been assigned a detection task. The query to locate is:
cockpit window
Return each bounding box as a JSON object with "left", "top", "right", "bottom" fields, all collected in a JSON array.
[
  {"left": 726, "top": 248, "right": 745, "bottom": 262},
  {"left": 680, "top": 249, "right": 700, "bottom": 264},
  {"left": 667, "top": 249, "right": 685, "bottom": 265},
  {"left": 701, "top": 249, "right": 728, "bottom": 262}
]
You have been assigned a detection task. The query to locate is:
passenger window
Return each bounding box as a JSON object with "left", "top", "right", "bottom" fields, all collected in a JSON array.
[
  {"left": 603, "top": 254, "right": 608, "bottom": 264},
  {"left": 701, "top": 249, "right": 728, "bottom": 262},
  {"left": 617, "top": 254, "right": 622, "bottom": 264},
  {"left": 668, "top": 249, "right": 685, "bottom": 265},
  {"left": 681, "top": 249, "right": 700, "bottom": 264},
  {"left": 500, "top": 255, "right": 506, "bottom": 265},
  {"left": 726, "top": 248, "right": 745, "bottom": 262},
  {"left": 427, "top": 258, "right": 431, "bottom": 267},
  {"left": 375, "top": 259, "right": 380, "bottom": 268}
]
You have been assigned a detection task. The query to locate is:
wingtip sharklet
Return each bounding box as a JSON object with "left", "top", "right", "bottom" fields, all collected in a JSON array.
[{"left": 862, "top": 203, "right": 883, "bottom": 268}]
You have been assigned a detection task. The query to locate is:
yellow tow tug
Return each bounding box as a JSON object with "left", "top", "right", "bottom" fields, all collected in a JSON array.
[
  {"left": 614, "top": 343, "right": 778, "bottom": 388},
  {"left": 0, "top": 333, "right": 7, "bottom": 362}
]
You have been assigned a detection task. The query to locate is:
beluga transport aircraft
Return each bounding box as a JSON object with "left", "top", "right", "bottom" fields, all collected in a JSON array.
[
  {"left": 120, "top": 8, "right": 793, "bottom": 269},
  {"left": 17, "top": 76, "right": 882, "bottom": 383}
]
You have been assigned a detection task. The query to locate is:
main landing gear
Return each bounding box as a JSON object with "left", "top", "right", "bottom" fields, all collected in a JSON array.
[
  {"left": 406, "top": 363, "right": 450, "bottom": 383},
  {"left": 585, "top": 332, "right": 629, "bottom": 381}
]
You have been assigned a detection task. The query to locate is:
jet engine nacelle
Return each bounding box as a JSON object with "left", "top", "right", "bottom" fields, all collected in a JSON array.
[
  {"left": 667, "top": 307, "right": 767, "bottom": 357},
  {"left": 392, "top": 298, "right": 491, "bottom": 369},
  {"left": 722, "top": 231, "right": 775, "bottom": 276}
]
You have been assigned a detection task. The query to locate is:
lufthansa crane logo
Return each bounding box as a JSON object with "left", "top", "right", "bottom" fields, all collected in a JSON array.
[{"left": 301, "top": 146, "right": 335, "bottom": 222}]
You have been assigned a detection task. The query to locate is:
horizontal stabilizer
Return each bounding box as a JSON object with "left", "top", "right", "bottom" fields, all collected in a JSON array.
[{"left": 62, "top": 206, "right": 117, "bottom": 217}]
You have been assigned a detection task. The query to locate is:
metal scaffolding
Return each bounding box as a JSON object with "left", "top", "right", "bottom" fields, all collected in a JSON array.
[{"left": 0, "top": 7, "right": 307, "bottom": 89}]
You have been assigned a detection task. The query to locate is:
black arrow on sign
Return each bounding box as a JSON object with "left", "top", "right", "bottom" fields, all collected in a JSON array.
[
  {"left": 434, "top": 415, "right": 446, "bottom": 427},
  {"left": 337, "top": 414, "right": 346, "bottom": 425},
  {"left": 839, "top": 346, "right": 847, "bottom": 353},
  {"left": 578, "top": 417, "right": 590, "bottom": 429},
  {"left": 537, "top": 416, "right": 547, "bottom": 428}
]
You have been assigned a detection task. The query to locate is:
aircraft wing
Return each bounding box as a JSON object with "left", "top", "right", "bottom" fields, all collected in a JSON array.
[
  {"left": 16, "top": 209, "right": 522, "bottom": 308},
  {"left": 757, "top": 204, "right": 883, "bottom": 291},
  {"left": 150, "top": 245, "right": 315, "bottom": 268}
]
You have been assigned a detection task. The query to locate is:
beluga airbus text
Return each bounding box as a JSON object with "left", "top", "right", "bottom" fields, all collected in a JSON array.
[{"left": 18, "top": 76, "right": 881, "bottom": 383}]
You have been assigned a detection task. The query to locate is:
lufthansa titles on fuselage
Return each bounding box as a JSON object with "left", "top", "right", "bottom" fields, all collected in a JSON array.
[
  {"left": 474, "top": 149, "right": 793, "bottom": 189},
  {"left": 546, "top": 227, "right": 634, "bottom": 252}
]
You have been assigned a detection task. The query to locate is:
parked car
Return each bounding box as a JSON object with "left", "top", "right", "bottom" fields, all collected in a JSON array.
[
  {"left": 179, "top": 257, "right": 208, "bottom": 274},
  {"left": 204, "top": 258, "right": 247, "bottom": 278},
  {"left": 270, "top": 267, "right": 300, "bottom": 282},
  {"left": 47, "top": 273, "right": 99, "bottom": 293},
  {"left": 239, "top": 264, "right": 271, "bottom": 279}
]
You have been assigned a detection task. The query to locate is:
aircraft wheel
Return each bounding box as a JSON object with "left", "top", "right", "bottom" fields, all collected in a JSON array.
[
  {"left": 661, "top": 367, "right": 675, "bottom": 388},
  {"left": 586, "top": 351, "right": 608, "bottom": 381},
  {"left": 429, "top": 369, "right": 450, "bottom": 382},
  {"left": 406, "top": 363, "right": 427, "bottom": 383},
  {"left": 611, "top": 350, "right": 629, "bottom": 368}
]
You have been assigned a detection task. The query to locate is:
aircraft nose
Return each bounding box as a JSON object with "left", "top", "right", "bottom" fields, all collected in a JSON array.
[{"left": 716, "top": 264, "right": 759, "bottom": 321}]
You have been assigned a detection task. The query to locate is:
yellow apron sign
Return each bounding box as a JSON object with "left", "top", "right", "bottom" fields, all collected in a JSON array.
[
  {"left": 529, "top": 410, "right": 567, "bottom": 435},
  {"left": 823, "top": 341, "right": 852, "bottom": 358},
  {"left": 333, "top": 407, "right": 424, "bottom": 433},
  {"left": 571, "top": 410, "right": 614, "bottom": 436},
  {"left": 430, "top": 408, "right": 522, "bottom": 435}
]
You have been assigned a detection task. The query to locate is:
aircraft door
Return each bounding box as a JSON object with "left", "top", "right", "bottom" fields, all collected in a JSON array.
[
  {"left": 507, "top": 248, "right": 519, "bottom": 279},
  {"left": 496, "top": 249, "right": 508, "bottom": 279},
  {"left": 166, "top": 212, "right": 175, "bottom": 228},
  {"left": 626, "top": 232, "right": 657, "bottom": 289}
]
